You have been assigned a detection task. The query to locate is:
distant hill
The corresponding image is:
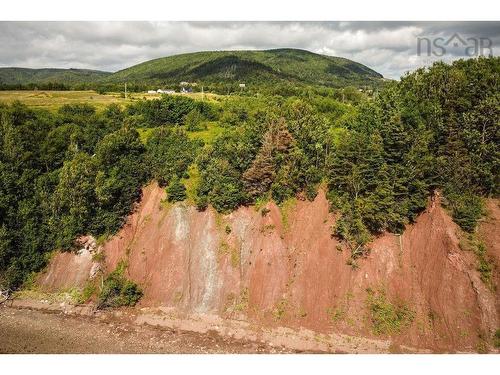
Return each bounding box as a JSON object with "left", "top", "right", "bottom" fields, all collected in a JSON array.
[
  {"left": 105, "top": 49, "right": 384, "bottom": 88},
  {"left": 0, "top": 67, "right": 111, "bottom": 86},
  {"left": 0, "top": 49, "right": 384, "bottom": 90}
]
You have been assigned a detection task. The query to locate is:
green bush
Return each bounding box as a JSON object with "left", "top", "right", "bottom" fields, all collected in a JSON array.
[
  {"left": 494, "top": 329, "right": 500, "bottom": 348},
  {"left": 145, "top": 127, "right": 198, "bottom": 186},
  {"left": 473, "top": 241, "right": 494, "bottom": 289},
  {"left": 184, "top": 109, "right": 206, "bottom": 131},
  {"left": 166, "top": 176, "right": 187, "bottom": 202},
  {"left": 366, "top": 288, "right": 415, "bottom": 335},
  {"left": 97, "top": 265, "right": 142, "bottom": 309},
  {"left": 445, "top": 191, "right": 484, "bottom": 233}
]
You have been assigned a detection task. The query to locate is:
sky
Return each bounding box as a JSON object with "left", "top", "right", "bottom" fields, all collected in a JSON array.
[{"left": 0, "top": 21, "right": 498, "bottom": 79}]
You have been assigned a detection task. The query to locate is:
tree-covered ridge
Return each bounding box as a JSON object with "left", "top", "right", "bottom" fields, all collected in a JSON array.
[
  {"left": 106, "top": 49, "right": 384, "bottom": 88},
  {"left": 0, "top": 56, "right": 498, "bottom": 289},
  {"left": 0, "top": 49, "right": 385, "bottom": 92},
  {"left": 0, "top": 68, "right": 111, "bottom": 87}
]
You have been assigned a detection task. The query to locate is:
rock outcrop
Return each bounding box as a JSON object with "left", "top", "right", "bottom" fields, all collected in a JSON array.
[{"left": 37, "top": 183, "right": 499, "bottom": 352}]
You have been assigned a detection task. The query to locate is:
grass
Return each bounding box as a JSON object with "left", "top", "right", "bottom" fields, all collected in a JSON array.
[
  {"left": 259, "top": 224, "right": 276, "bottom": 235},
  {"left": 326, "top": 306, "right": 347, "bottom": 323},
  {"left": 234, "top": 288, "right": 249, "bottom": 312},
  {"left": 474, "top": 243, "right": 495, "bottom": 290},
  {"left": 136, "top": 127, "right": 157, "bottom": 144},
  {"left": 254, "top": 195, "right": 271, "bottom": 212},
  {"left": 366, "top": 288, "right": 415, "bottom": 335},
  {"left": 459, "top": 235, "right": 495, "bottom": 290},
  {"left": 91, "top": 251, "right": 106, "bottom": 263},
  {"left": 297, "top": 307, "right": 308, "bottom": 318},
  {"left": 0, "top": 90, "right": 220, "bottom": 112},
  {"left": 14, "top": 287, "right": 84, "bottom": 305},
  {"left": 218, "top": 241, "right": 240, "bottom": 268},
  {"left": 186, "top": 121, "right": 224, "bottom": 145},
  {"left": 224, "top": 288, "right": 249, "bottom": 313},
  {"left": 173, "top": 291, "right": 183, "bottom": 304},
  {"left": 494, "top": 329, "right": 500, "bottom": 348},
  {"left": 181, "top": 164, "right": 201, "bottom": 205},
  {"left": 279, "top": 197, "right": 297, "bottom": 232},
  {"left": 273, "top": 299, "right": 289, "bottom": 320},
  {"left": 0, "top": 90, "right": 131, "bottom": 111},
  {"left": 76, "top": 281, "right": 97, "bottom": 304}
]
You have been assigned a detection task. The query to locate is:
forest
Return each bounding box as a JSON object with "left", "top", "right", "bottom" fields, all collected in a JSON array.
[{"left": 0, "top": 56, "right": 498, "bottom": 290}]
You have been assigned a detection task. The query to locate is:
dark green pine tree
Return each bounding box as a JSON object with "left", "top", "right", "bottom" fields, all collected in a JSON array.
[{"left": 167, "top": 176, "right": 187, "bottom": 203}]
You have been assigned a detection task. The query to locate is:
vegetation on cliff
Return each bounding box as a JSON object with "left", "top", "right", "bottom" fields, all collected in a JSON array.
[{"left": 0, "top": 56, "right": 498, "bottom": 289}]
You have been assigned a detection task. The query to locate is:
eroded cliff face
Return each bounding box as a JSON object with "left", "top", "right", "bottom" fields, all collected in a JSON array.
[{"left": 37, "top": 183, "right": 499, "bottom": 352}]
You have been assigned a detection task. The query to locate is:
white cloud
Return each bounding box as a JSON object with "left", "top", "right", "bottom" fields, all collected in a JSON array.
[{"left": 0, "top": 21, "right": 498, "bottom": 79}]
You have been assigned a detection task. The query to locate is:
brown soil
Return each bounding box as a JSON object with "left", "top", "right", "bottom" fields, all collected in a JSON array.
[
  {"left": 36, "top": 183, "right": 500, "bottom": 353},
  {"left": 0, "top": 306, "right": 298, "bottom": 354}
]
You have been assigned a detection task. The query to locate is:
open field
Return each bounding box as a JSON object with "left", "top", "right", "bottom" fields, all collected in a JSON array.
[
  {"left": 0, "top": 90, "right": 220, "bottom": 111},
  {"left": 0, "top": 90, "right": 130, "bottom": 110}
]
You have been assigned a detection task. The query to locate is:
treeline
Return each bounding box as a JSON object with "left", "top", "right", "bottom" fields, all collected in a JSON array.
[
  {"left": 195, "top": 57, "right": 499, "bottom": 262},
  {"left": 0, "top": 79, "right": 377, "bottom": 102},
  {"left": 0, "top": 82, "right": 72, "bottom": 91},
  {"left": 0, "top": 57, "right": 498, "bottom": 288},
  {"left": 0, "top": 99, "right": 203, "bottom": 288}
]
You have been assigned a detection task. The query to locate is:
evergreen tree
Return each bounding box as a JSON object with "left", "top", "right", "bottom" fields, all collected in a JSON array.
[{"left": 167, "top": 176, "right": 187, "bottom": 202}]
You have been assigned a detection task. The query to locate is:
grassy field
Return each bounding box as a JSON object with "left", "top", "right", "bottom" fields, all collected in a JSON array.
[
  {"left": 136, "top": 122, "right": 224, "bottom": 146},
  {"left": 187, "top": 121, "right": 224, "bottom": 144},
  {"left": 0, "top": 90, "right": 220, "bottom": 111},
  {"left": 0, "top": 90, "right": 130, "bottom": 110}
]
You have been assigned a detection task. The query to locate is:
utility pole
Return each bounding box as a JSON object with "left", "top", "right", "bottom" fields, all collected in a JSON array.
[
  {"left": 124, "top": 83, "right": 127, "bottom": 99},
  {"left": 201, "top": 86, "right": 204, "bottom": 101}
]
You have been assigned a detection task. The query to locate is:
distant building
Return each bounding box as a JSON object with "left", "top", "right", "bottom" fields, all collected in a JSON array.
[
  {"left": 181, "top": 87, "right": 193, "bottom": 93},
  {"left": 147, "top": 90, "right": 157, "bottom": 94},
  {"left": 239, "top": 83, "right": 246, "bottom": 88},
  {"left": 157, "top": 89, "right": 176, "bottom": 94}
]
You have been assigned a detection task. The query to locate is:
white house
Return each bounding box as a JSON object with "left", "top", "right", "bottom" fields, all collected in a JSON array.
[
  {"left": 157, "top": 89, "right": 176, "bottom": 94},
  {"left": 147, "top": 90, "right": 157, "bottom": 94}
]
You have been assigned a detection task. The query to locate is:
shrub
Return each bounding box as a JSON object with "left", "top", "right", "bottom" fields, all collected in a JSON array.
[
  {"left": 333, "top": 205, "right": 372, "bottom": 261},
  {"left": 473, "top": 241, "right": 494, "bottom": 289},
  {"left": 194, "top": 194, "right": 208, "bottom": 211},
  {"left": 305, "top": 184, "right": 318, "bottom": 201},
  {"left": 77, "top": 282, "right": 97, "bottom": 304},
  {"left": 494, "top": 329, "right": 500, "bottom": 348},
  {"left": 445, "top": 191, "right": 484, "bottom": 232},
  {"left": 184, "top": 109, "right": 206, "bottom": 131},
  {"left": 366, "top": 288, "right": 415, "bottom": 335},
  {"left": 97, "top": 264, "right": 142, "bottom": 308}
]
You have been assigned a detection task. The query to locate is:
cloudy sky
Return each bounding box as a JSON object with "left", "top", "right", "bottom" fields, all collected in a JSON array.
[{"left": 0, "top": 21, "right": 498, "bottom": 79}]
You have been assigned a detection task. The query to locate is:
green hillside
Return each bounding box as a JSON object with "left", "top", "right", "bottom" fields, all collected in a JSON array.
[
  {"left": 0, "top": 67, "right": 111, "bottom": 86},
  {"left": 105, "top": 49, "right": 384, "bottom": 88},
  {"left": 0, "top": 49, "right": 384, "bottom": 91}
]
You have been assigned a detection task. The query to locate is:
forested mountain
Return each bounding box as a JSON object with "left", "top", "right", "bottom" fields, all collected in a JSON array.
[
  {"left": 0, "top": 56, "right": 498, "bottom": 295},
  {"left": 105, "top": 49, "right": 384, "bottom": 88},
  {"left": 0, "top": 49, "right": 385, "bottom": 91},
  {"left": 0, "top": 68, "right": 111, "bottom": 88}
]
